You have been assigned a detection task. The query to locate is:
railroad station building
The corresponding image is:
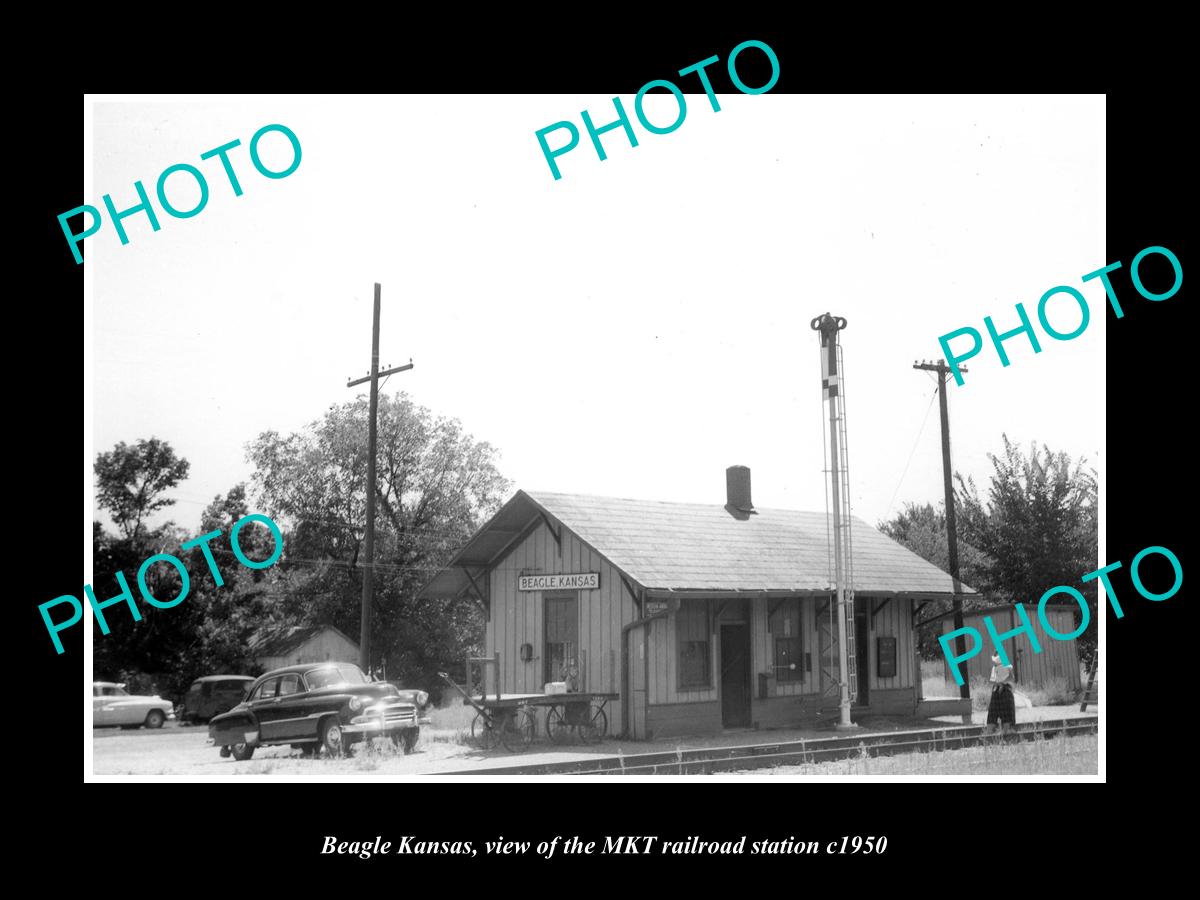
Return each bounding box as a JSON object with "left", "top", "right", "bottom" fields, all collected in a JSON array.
[{"left": 420, "top": 466, "right": 971, "bottom": 740}]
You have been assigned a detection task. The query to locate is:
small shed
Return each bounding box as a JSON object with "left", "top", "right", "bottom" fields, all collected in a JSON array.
[
  {"left": 942, "top": 605, "right": 1082, "bottom": 692},
  {"left": 250, "top": 625, "right": 360, "bottom": 673}
]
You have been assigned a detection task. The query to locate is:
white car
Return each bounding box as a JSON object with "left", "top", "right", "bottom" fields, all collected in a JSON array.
[{"left": 93, "top": 682, "right": 175, "bottom": 729}]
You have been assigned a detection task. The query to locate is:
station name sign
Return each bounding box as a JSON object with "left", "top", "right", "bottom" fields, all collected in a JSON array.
[{"left": 518, "top": 573, "right": 600, "bottom": 591}]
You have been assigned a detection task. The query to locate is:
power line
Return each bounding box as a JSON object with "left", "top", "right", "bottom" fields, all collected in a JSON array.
[{"left": 882, "top": 384, "right": 940, "bottom": 520}]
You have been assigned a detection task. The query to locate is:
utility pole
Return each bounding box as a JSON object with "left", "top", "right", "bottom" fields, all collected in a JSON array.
[
  {"left": 913, "top": 359, "right": 971, "bottom": 722},
  {"left": 347, "top": 283, "right": 414, "bottom": 676}
]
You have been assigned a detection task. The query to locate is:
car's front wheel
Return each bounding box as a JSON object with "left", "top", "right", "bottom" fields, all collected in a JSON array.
[
  {"left": 320, "top": 718, "right": 346, "bottom": 757},
  {"left": 230, "top": 742, "right": 255, "bottom": 761},
  {"left": 144, "top": 709, "right": 166, "bottom": 729}
]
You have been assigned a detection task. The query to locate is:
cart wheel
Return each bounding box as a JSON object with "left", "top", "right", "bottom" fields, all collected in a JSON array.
[
  {"left": 471, "top": 711, "right": 499, "bottom": 750},
  {"left": 500, "top": 707, "right": 536, "bottom": 752},
  {"left": 577, "top": 705, "right": 608, "bottom": 744},
  {"left": 546, "top": 705, "right": 572, "bottom": 744}
]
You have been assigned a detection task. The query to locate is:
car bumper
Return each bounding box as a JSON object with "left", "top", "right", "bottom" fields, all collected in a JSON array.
[
  {"left": 208, "top": 729, "right": 258, "bottom": 746},
  {"left": 342, "top": 713, "right": 431, "bottom": 736}
]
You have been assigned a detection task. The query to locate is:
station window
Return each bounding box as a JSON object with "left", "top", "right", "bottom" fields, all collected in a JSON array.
[{"left": 677, "top": 600, "right": 711, "bottom": 689}]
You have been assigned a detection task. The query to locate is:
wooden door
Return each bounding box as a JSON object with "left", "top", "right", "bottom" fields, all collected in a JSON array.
[
  {"left": 720, "top": 625, "right": 751, "bottom": 728},
  {"left": 544, "top": 593, "right": 579, "bottom": 686},
  {"left": 628, "top": 626, "right": 648, "bottom": 739},
  {"left": 855, "top": 613, "right": 869, "bottom": 706}
]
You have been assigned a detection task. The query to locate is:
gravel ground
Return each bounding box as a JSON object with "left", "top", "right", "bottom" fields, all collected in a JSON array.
[{"left": 91, "top": 705, "right": 1098, "bottom": 778}]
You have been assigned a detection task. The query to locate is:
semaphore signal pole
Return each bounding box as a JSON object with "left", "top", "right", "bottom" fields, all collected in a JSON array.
[
  {"left": 347, "top": 283, "right": 413, "bottom": 676},
  {"left": 913, "top": 358, "right": 971, "bottom": 722}
]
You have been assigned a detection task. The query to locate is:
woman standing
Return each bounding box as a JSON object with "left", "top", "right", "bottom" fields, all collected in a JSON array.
[{"left": 986, "top": 653, "right": 1017, "bottom": 733}]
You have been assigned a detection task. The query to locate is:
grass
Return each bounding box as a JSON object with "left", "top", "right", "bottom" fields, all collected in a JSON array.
[
  {"left": 426, "top": 699, "right": 477, "bottom": 745},
  {"left": 770, "top": 731, "right": 1097, "bottom": 775},
  {"left": 921, "top": 659, "right": 1081, "bottom": 708}
]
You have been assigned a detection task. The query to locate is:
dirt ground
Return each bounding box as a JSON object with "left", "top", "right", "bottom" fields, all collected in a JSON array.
[{"left": 90, "top": 704, "right": 1098, "bottom": 778}]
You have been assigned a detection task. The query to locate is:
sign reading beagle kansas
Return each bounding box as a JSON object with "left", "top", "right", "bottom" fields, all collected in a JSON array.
[{"left": 518, "top": 573, "right": 600, "bottom": 591}]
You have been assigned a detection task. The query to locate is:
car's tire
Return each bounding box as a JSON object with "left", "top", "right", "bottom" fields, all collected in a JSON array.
[
  {"left": 319, "top": 717, "right": 346, "bottom": 757},
  {"left": 230, "top": 742, "right": 255, "bottom": 761},
  {"left": 391, "top": 728, "right": 420, "bottom": 754},
  {"left": 144, "top": 709, "right": 166, "bottom": 729}
]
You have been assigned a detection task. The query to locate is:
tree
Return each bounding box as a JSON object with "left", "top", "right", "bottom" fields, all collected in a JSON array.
[
  {"left": 91, "top": 482, "right": 288, "bottom": 699},
  {"left": 95, "top": 438, "right": 190, "bottom": 540},
  {"left": 246, "top": 392, "right": 510, "bottom": 693},
  {"left": 880, "top": 436, "right": 1098, "bottom": 665},
  {"left": 878, "top": 502, "right": 997, "bottom": 658},
  {"left": 956, "top": 435, "right": 1098, "bottom": 665}
]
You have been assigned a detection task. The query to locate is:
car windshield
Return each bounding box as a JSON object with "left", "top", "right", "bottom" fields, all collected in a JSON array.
[{"left": 305, "top": 664, "right": 368, "bottom": 690}]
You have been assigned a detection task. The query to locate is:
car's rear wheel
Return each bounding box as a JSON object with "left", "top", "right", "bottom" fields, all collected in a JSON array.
[
  {"left": 144, "top": 709, "right": 166, "bottom": 729},
  {"left": 230, "top": 742, "right": 255, "bottom": 761},
  {"left": 320, "top": 718, "right": 346, "bottom": 757}
]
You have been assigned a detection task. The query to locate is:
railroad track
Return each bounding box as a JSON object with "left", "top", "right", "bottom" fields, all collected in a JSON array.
[{"left": 437, "top": 716, "right": 1098, "bottom": 776}]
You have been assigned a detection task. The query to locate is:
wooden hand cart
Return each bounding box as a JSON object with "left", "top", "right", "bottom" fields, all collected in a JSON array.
[{"left": 437, "top": 671, "right": 617, "bottom": 752}]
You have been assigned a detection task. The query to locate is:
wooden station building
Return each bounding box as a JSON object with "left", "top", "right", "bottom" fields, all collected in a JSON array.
[{"left": 420, "top": 466, "right": 971, "bottom": 740}]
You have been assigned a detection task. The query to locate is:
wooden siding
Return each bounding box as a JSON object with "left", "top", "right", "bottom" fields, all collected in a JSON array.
[
  {"left": 487, "top": 522, "right": 636, "bottom": 730},
  {"left": 863, "top": 597, "right": 916, "bottom": 692},
  {"left": 943, "top": 607, "right": 1082, "bottom": 690},
  {"left": 646, "top": 595, "right": 915, "bottom": 713},
  {"left": 257, "top": 627, "right": 359, "bottom": 672},
  {"left": 755, "top": 598, "right": 820, "bottom": 698},
  {"left": 485, "top": 520, "right": 923, "bottom": 739}
]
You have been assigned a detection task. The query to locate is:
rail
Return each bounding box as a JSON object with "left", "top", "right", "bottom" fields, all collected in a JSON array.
[{"left": 433, "top": 715, "right": 1098, "bottom": 776}]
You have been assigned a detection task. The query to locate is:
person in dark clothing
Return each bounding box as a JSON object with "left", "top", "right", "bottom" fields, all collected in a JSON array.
[{"left": 986, "top": 652, "right": 1017, "bottom": 733}]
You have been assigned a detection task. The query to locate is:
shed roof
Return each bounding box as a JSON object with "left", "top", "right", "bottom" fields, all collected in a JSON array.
[
  {"left": 419, "top": 490, "right": 974, "bottom": 599},
  {"left": 248, "top": 624, "right": 359, "bottom": 658}
]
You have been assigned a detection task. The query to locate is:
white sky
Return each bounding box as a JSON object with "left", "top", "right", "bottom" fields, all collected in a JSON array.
[{"left": 89, "top": 94, "right": 1104, "bottom": 535}]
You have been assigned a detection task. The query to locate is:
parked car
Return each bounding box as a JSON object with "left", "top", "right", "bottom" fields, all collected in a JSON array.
[
  {"left": 208, "top": 662, "right": 431, "bottom": 761},
  {"left": 93, "top": 682, "right": 176, "bottom": 729},
  {"left": 178, "top": 675, "right": 254, "bottom": 724}
]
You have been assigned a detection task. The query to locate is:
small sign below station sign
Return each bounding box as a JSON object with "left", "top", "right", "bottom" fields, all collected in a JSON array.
[
  {"left": 644, "top": 598, "right": 679, "bottom": 617},
  {"left": 517, "top": 572, "right": 600, "bottom": 591}
]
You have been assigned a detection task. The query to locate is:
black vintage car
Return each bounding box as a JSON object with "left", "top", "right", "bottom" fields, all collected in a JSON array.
[{"left": 208, "top": 662, "right": 430, "bottom": 760}]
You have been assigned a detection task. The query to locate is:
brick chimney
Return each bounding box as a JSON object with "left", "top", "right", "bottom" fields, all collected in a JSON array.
[{"left": 725, "top": 465, "right": 756, "bottom": 519}]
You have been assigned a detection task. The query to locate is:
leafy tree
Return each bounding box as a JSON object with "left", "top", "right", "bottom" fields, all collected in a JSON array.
[
  {"left": 956, "top": 435, "right": 1098, "bottom": 665},
  {"left": 246, "top": 392, "right": 510, "bottom": 693},
  {"left": 878, "top": 502, "right": 997, "bottom": 658},
  {"left": 94, "top": 438, "right": 190, "bottom": 540},
  {"left": 880, "top": 435, "right": 1098, "bottom": 665},
  {"left": 91, "top": 517, "right": 197, "bottom": 694}
]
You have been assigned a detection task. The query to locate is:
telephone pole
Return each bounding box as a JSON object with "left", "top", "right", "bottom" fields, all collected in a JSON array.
[
  {"left": 913, "top": 359, "right": 971, "bottom": 722},
  {"left": 347, "top": 283, "right": 413, "bottom": 676}
]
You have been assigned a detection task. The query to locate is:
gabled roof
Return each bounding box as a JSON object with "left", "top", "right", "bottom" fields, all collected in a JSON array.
[
  {"left": 248, "top": 624, "right": 359, "bottom": 658},
  {"left": 419, "top": 490, "right": 975, "bottom": 599}
]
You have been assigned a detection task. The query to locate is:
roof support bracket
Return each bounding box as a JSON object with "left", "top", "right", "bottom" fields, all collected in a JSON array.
[
  {"left": 913, "top": 600, "right": 931, "bottom": 620},
  {"left": 619, "top": 574, "right": 643, "bottom": 616},
  {"left": 462, "top": 566, "right": 489, "bottom": 616},
  {"left": 710, "top": 600, "right": 729, "bottom": 633},
  {"left": 538, "top": 512, "right": 562, "bottom": 556},
  {"left": 766, "top": 597, "right": 787, "bottom": 631},
  {"left": 871, "top": 597, "right": 892, "bottom": 623}
]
